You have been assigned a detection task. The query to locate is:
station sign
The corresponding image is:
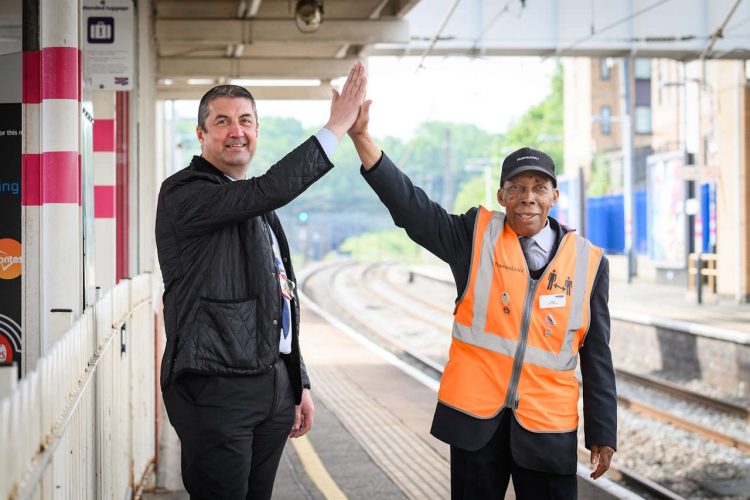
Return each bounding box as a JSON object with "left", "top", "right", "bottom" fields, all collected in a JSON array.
[
  {"left": 82, "top": 0, "right": 134, "bottom": 91},
  {"left": 0, "top": 103, "right": 22, "bottom": 368}
]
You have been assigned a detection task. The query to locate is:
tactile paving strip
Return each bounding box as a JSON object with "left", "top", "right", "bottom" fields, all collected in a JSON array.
[{"left": 310, "top": 365, "right": 450, "bottom": 499}]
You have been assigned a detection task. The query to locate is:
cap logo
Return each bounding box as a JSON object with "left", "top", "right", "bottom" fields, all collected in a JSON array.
[{"left": 516, "top": 155, "right": 539, "bottom": 162}]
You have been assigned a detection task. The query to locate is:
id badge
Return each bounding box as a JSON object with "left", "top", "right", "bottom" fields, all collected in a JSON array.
[
  {"left": 539, "top": 294, "right": 566, "bottom": 308},
  {"left": 279, "top": 273, "right": 294, "bottom": 300}
]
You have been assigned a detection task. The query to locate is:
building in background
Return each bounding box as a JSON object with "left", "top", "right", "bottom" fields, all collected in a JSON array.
[{"left": 563, "top": 57, "right": 750, "bottom": 301}]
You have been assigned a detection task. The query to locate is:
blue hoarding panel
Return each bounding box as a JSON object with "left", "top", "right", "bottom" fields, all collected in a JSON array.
[{"left": 585, "top": 191, "right": 646, "bottom": 254}]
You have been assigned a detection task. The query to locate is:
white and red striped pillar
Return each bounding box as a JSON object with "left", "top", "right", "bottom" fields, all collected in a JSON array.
[
  {"left": 22, "top": 0, "right": 82, "bottom": 370},
  {"left": 92, "top": 92, "right": 116, "bottom": 291}
]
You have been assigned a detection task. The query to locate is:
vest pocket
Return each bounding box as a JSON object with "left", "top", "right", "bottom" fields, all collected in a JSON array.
[{"left": 196, "top": 297, "right": 259, "bottom": 369}]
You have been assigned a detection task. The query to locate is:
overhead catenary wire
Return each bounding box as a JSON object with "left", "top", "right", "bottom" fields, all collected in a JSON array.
[
  {"left": 556, "top": 0, "right": 674, "bottom": 56},
  {"left": 471, "top": 1, "right": 513, "bottom": 52},
  {"left": 416, "top": 0, "right": 462, "bottom": 72},
  {"left": 700, "top": 0, "right": 744, "bottom": 59}
]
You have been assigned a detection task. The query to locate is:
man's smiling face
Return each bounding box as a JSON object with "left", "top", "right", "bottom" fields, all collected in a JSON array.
[
  {"left": 197, "top": 96, "right": 258, "bottom": 177},
  {"left": 497, "top": 172, "right": 559, "bottom": 237}
]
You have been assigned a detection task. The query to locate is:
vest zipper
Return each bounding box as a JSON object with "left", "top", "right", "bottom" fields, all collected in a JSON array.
[{"left": 504, "top": 279, "right": 538, "bottom": 409}]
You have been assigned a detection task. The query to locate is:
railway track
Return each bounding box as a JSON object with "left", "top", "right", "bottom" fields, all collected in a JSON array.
[{"left": 301, "top": 261, "right": 696, "bottom": 499}]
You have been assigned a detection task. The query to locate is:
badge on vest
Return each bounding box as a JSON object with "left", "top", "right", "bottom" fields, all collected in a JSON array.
[{"left": 540, "top": 294, "right": 566, "bottom": 308}]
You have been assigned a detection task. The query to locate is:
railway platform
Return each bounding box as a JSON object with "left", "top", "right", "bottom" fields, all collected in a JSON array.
[{"left": 145, "top": 299, "right": 634, "bottom": 499}]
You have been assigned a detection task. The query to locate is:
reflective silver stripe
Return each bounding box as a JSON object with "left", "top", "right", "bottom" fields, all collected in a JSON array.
[
  {"left": 469, "top": 212, "right": 506, "bottom": 335},
  {"left": 535, "top": 235, "right": 590, "bottom": 370},
  {"left": 453, "top": 322, "right": 578, "bottom": 371},
  {"left": 452, "top": 230, "right": 593, "bottom": 372},
  {"left": 565, "top": 235, "right": 590, "bottom": 333},
  {"left": 581, "top": 246, "right": 603, "bottom": 344},
  {"left": 453, "top": 321, "right": 517, "bottom": 358}
]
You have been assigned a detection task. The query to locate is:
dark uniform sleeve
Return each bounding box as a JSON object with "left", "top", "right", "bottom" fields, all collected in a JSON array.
[
  {"left": 579, "top": 256, "right": 618, "bottom": 450},
  {"left": 361, "top": 152, "right": 474, "bottom": 267},
  {"left": 161, "top": 136, "right": 333, "bottom": 237}
]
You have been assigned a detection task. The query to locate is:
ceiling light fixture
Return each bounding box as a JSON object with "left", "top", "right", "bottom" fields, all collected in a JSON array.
[{"left": 294, "top": 0, "right": 323, "bottom": 33}]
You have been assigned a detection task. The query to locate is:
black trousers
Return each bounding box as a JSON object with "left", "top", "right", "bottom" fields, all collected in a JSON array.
[
  {"left": 163, "top": 359, "right": 295, "bottom": 500},
  {"left": 450, "top": 412, "right": 577, "bottom": 500}
]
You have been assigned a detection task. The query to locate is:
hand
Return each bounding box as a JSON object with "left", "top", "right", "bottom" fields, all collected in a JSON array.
[
  {"left": 589, "top": 444, "right": 615, "bottom": 479},
  {"left": 348, "top": 99, "right": 373, "bottom": 140},
  {"left": 324, "top": 62, "right": 367, "bottom": 140},
  {"left": 289, "top": 388, "right": 314, "bottom": 438},
  {"left": 348, "top": 100, "right": 380, "bottom": 170}
]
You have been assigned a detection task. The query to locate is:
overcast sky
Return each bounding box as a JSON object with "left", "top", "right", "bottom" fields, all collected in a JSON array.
[{"left": 176, "top": 56, "right": 557, "bottom": 141}]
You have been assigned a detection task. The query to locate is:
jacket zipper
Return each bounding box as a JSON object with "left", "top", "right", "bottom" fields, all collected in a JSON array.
[
  {"left": 504, "top": 279, "right": 538, "bottom": 410},
  {"left": 503, "top": 232, "right": 572, "bottom": 411}
]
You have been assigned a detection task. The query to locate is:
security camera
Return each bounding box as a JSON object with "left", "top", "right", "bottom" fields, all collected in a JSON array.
[{"left": 295, "top": 0, "right": 323, "bottom": 33}]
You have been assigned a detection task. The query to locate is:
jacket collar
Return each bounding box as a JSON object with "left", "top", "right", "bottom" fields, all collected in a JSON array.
[{"left": 189, "top": 155, "right": 229, "bottom": 181}]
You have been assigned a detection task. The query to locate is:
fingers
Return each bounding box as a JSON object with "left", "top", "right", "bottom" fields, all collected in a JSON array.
[
  {"left": 297, "top": 407, "right": 314, "bottom": 437},
  {"left": 289, "top": 405, "right": 302, "bottom": 438},
  {"left": 324, "top": 61, "right": 367, "bottom": 138},
  {"left": 362, "top": 99, "right": 373, "bottom": 118},
  {"left": 290, "top": 390, "right": 315, "bottom": 439},
  {"left": 342, "top": 61, "right": 365, "bottom": 98},
  {"left": 589, "top": 446, "right": 614, "bottom": 480},
  {"left": 341, "top": 62, "right": 358, "bottom": 95}
]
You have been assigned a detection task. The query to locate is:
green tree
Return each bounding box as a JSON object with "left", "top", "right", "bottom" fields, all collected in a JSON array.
[
  {"left": 503, "top": 64, "right": 563, "bottom": 171},
  {"left": 339, "top": 229, "right": 420, "bottom": 262},
  {"left": 452, "top": 64, "right": 562, "bottom": 213}
]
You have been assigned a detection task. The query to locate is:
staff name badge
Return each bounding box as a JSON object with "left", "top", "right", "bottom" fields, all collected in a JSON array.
[{"left": 540, "top": 294, "right": 566, "bottom": 309}]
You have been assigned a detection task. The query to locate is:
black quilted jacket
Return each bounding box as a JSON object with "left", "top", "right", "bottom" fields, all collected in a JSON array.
[{"left": 155, "top": 136, "right": 332, "bottom": 404}]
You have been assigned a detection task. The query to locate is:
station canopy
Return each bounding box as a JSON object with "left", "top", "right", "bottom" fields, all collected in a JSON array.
[{"left": 2, "top": 1, "right": 748, "bottom": 99}]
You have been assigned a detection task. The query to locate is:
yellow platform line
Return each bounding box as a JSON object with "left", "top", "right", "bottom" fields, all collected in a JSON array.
[{"left": 291, "top": 435, "right": 348, "bottom": 500}]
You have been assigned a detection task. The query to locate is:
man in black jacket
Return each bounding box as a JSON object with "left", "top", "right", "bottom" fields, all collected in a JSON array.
[
  {"left": 155, "top": 63, "right": 366, "bottom": 499},
  {"left": 347, "top": 100, "right": 617, "bottom": 499}
]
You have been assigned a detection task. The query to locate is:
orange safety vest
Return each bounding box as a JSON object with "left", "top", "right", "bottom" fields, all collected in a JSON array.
[{"left": 438, "top": 207, "right": 602, "bottom": 432}]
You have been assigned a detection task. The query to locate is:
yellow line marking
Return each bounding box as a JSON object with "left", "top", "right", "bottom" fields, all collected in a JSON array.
[{"left": 290, "top": 435, "right": 348, "bottom": 500}]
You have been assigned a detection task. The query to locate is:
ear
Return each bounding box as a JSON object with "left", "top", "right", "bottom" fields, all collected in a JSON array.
[
  {"left": 551, "top": 187, "right": 560, "bottom": 205},
  {"left": 196, "top": 126, "right": 205, "bottom": 145},
  {"left": 497, "top": 188, "right": 506, "bottom": 207}
]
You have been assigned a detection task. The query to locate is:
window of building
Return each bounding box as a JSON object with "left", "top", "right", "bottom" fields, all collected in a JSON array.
[
  {"left": 635, "top": 106, "right": 652, "bottom": 134},
  {"left": 634, "top": 58, "right": 651, "bottom": 79},
  {"left": 600, "top": 106, "right": 612, "bottom": 135},
  {"left": 600, "top": 58, "right": 613, "bottom": 80}
]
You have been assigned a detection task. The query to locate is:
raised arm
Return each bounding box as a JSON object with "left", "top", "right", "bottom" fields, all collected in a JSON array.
[
  {"left": 161, "top": 62, "right": 368, "bottom": 236},
  {"left": 348, "top": 100, "right": 473, "bottom": 263}
]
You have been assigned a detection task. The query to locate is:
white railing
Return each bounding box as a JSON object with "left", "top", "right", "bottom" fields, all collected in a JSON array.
[{"left": 0, "top": 273, "right": 157, "bottom": 500}]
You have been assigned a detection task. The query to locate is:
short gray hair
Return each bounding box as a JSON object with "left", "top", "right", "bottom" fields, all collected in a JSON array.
[{"left": 197, "top": 85, "right": 257, "bottom": 131}]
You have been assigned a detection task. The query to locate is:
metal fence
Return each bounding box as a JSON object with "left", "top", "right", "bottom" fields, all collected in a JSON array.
[{"left": 0, "top": 273, "right": 157, "bottom": 499}]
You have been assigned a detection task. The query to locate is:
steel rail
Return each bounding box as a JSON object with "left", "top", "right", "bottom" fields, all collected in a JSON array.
[
  {"left": 362, "top": 264, "right": 452, "bottom": 333},
  {"left": 315, "top": 261, "right": 445, "bottom": 376},
  {"left": 617, "top": 394, "right": 750, "bottom": 453},
  {"left": 577, "top": 447, "right": 686, "bottom": 500},
  {"left": 616, "top": 368, "right": 750, "bottom": 419}
]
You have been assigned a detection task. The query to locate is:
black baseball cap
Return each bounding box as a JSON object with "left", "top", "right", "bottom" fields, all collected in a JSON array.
[{"left": 500, "top": 147, "right": 557, "bottom": 188}]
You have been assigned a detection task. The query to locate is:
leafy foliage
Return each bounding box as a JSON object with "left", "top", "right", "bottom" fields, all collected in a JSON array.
[
  {"left": 339, "top": 229, "right": 421, "bottom": 262},
  {"left": 452, "top": 63, "right": 563, "bottom": 213}
]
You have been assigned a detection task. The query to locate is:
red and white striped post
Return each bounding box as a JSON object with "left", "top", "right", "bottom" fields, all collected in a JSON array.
[
  {"left": 22, "top": 0, "right": 82, "bottom": 370},
  {"left": 93, "top": 92, "right": 116, "bottom": 291}
]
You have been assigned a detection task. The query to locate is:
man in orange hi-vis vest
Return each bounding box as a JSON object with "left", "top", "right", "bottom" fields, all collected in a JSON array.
[{"left": 348, "top": 99, "right": 617, "bottom": 499}]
